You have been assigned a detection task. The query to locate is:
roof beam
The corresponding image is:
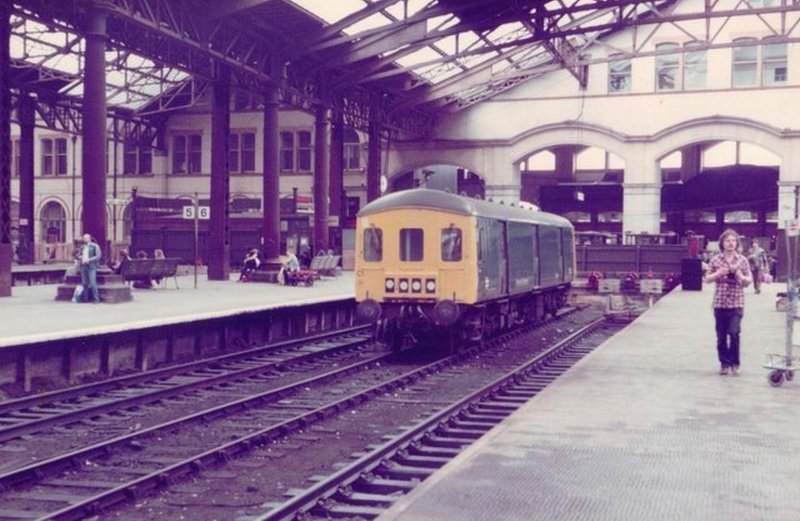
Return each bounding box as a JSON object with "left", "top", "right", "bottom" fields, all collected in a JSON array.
[{"left": 205, "top": 0, "right": 275, "bottom": 20}]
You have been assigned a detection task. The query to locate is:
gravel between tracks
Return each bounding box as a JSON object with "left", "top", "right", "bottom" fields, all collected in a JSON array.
[{"left": 104, "top": 304, "right": 611, "bottom": 521}]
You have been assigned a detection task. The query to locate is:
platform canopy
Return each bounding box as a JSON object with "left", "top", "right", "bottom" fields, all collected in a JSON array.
[{"left": 10, "top": 0, "right": 800, "bottom": 134}]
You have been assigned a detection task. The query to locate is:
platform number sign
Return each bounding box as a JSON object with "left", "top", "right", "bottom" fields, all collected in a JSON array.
[{"left": 182, "top": 206, "right": 210, "bottom": 220}]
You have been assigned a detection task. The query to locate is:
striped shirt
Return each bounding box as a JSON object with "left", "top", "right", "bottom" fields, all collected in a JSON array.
[{"left": 710, "top": 252, "right": 750, "bottom": 309}]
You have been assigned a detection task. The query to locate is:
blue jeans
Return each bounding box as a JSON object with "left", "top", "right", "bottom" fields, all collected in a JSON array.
[
  {"left": 80, "top": 264, "right": 100, "bottom": 303},
  {"left": 714, "top": 308, "right": 742, "bottom": 367}
]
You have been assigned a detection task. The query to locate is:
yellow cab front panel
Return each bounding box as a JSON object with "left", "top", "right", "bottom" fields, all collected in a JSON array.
[{"left": 355, "top": 208, "right": 479, "bottom": 305}]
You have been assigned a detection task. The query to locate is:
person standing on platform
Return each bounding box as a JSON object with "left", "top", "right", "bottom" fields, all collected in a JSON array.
[
  {"left": 704, "top": 229, "right": 752, "bottom": 376},
  {"left": 748, "top": 241, "right": 768, "bottom": 294},
  {"left": 79, "top": 233, "right": 102, "bottom": 303}
]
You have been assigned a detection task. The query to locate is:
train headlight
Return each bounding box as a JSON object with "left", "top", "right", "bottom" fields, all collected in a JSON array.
[
  {"left": 425, "top": 279, "right": 436, "bottom": 293},
  {"left": 411, "top": 279, "right": 422, "bottom": 293},
  {"left": 398, "top": 278, "right": 409, "bottom": 292},
  {"left": 384, "top": 278, "right": 395, "bottom": 292}
]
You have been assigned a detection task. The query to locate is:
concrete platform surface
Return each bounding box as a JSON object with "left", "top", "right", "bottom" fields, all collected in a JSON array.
[
  {"left": 0, "top": 273, "right": 354, "bottom": 348},
  {"left": 378, "top": 283, "right": 797, "bottom": 521}
]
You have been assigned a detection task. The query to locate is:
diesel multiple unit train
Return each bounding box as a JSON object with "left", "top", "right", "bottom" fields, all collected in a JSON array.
[{"left": 355, "top": 189, "right": 575, "bottom": 349}]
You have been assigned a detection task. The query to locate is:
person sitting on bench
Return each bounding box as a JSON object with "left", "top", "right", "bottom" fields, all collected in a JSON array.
[{"left": 240, "top": 248, "right": 261, "bottom": 281}]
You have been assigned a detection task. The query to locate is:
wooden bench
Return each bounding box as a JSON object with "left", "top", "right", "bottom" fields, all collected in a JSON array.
[{"left": 121, "top": 258, "right": 180, "bottom": 289}]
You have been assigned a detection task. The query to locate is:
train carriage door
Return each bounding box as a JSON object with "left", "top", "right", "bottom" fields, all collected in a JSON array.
[
  {"left": 538, "top": 225, "right": 563, "bottom": 287},
  {"left": 477, "top": 217, "right": 506, "bottom": 300},
  {"left": 562, "top": 228, "right": 575, "bottom": 282}
]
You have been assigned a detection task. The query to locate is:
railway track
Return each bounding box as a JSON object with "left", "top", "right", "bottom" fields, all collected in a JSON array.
[
  {"left": 0, "top": 325, "right": 373, "bottom": 446},
  {"left": 0, "top": 308, "right": 614, "bottom": 521},
  {"left": 257, "top": 316, "right": 617, "bottom": 521}
]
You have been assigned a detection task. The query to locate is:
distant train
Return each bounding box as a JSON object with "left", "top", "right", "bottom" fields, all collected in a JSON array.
[{"left": 355, "top": 189, "right": 575, "bottom": 350}]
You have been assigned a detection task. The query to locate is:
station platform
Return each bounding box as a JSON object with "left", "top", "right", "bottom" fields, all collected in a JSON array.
[
  {"left": 378, "top": 283, "right": 797, "bottom": 521},
  {"left": 0, "top": 272, "right": 354, "bottom": 349}
]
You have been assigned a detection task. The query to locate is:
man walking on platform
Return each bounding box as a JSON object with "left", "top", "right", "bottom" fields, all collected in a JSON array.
[
  {"left": 79, "top": 233, "right": 102, "bottom": 303},
  {"left": 704, "top": 229, "right": 752, "bottom": 376}
]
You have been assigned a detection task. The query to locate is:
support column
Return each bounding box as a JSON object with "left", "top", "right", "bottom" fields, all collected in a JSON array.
[
  {"left": 553, "top": 145, "right": 575, "bottom": 182},
  {"left": 81, "top": 5, "right": 108, "bottom": 249},
  {"left": 328, "top": 110, "right": 344, "bottom": 252},
  {"left": 262, "top": 85, "right": 281, "bottom": 261},
  {"left": 208, "top": 67, "right": 230, "bottom": 280},
  {"left": 0, "top": 2, "right": 11, "bottom": 297},
  {"left": 680, "top": 144, "right": 702, "bottom": 182},
  {"left": 367, "top": 117, "right": 381, "bottom": 202},
  {"left": 622, "top": 184, "right": 661, "bottom": 235},
  {"left": 313, "top": 105, "right": 330, "bottom": 254},
  {"left": 18, "top": 93, "right": 34, "bottom": 264},
  {"left": 777, "top": 183, "right": 799, "bottom": 228}
]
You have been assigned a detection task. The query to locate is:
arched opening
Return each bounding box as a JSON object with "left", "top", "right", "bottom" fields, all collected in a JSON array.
[
  {"left": 659, "top": 140, "right": 779, "bottom": 242},
  {"left": 40, "top": 201, "right": 66, "bottom": 244},
  {"left": 389, "top": 163, "right": 485, "bottom": 199},
  {"left": 520, "top": 145, "right": 625, "bottom": 232}
]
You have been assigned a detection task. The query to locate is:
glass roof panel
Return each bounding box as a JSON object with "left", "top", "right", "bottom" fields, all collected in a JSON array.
[
  {"left": 395, "top": 46, "right": 446, "bottom": 69},
  {"left": 288, "top": 0, "right": 365, "bottom": 24},
  {"left": 384, "top": 0, "right": 433, "bottom": 19},
  {"left": 344, "top": 12, "right": 394, "bottom": 35}
]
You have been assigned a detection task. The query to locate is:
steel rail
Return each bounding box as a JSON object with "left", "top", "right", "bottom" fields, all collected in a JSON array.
[
  {"left": 0, "top": 329, "right": 373, "bottom": 443},
  {"left": 254, "top": 317, "right": 608, "bottom": 521},
  {"left": 0, "top": 324, "right": 371, "bottom": 417},
  {"left": 35, "top": 308, "right": 585, "bottom": 520},
  {"left": 0, "top": 349, "right": 392, "bottom": 493}
]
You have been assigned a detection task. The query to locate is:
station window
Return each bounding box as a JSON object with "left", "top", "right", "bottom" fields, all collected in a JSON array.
[
  {"left": 123, "top": 143, "right": 152, "bottom": 175},
  {"left": 762, "top": 40, "right": 787, "bottom": 86},
  {"left": 229, "top": 131, "right": 256, "bottom": 174},
  {"left": 280, "top": 130, "right": 313, "bottom": 173},
  {"left": 441, "top": 227, "right": 462, "bottom": 262},
  {"left": 732, "top": 38, "right": 759, "bottom": 87},
  {"left": 683, "top": 41, "right": 707, "bottom": 90},
  {"left": 173, "top": 134, "right": 202, "bottom": 174},
  {"left": 400, "top": 228, "right": 424, "bottom": 261},
  {"left": 363, "top": 228, "right": 382, "bottom": 262},
  {"left": 40, "top": 201, "right": 66, "bottom": 243},
  {"left": 608, "top": 54, "right": 631, "bottom": 92},
  {"left": 655, "top": 42, "right": 680, "bottom": 90},
  {"left": 344, "top": 128, "right": 361, "bottom": 170},
  {"left": 41, "top": 137, "right": 67, "bottom": 176}
]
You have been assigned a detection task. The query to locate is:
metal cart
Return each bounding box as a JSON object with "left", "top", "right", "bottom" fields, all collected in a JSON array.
[{"left": 765, "top": 225, "right": 799, "bottom": 387}]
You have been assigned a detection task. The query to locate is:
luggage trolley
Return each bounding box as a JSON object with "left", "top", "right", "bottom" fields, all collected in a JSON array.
[{"left": 765, "top": 223, "right": 800, "bottom": 387}]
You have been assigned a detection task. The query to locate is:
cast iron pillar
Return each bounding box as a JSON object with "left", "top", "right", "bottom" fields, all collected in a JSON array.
[
  {"left": 313, "top": 105, "right": 330, "bottom": 254},
  {"left": 0, "top": 2, "right": 11, "bottom": 296},
  {"left": 328, "top": 110, "right": 344, "bottom": 252},
  {"left": 208, "top": 67, "right": 231, "bottom": 280},
  {"left": 18, "top": 92, "right": 35, "bottom": 264},
  {"left": 367, "top": 117, "right": 381, "bottom": 202},
  {"left": 82, "top": 5, "right": 108, "bottom": 249},
  {"left": 262, "top": 84, "right": 280, "bottom": 261}
]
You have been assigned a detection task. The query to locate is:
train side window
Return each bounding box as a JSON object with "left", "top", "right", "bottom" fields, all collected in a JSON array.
[
  {"left": 400, "top": 228, "right": 424, "bottom": 261},
  {"left": 363, "top": 228, "right": 383, "bottom": 262},
  {"left": 441, "top": 228, "right": 462, "bottom": 261}
]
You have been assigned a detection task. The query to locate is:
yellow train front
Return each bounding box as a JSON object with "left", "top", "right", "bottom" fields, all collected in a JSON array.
[{"left": 355, "top": 189, "right": 574, "bottom": 350}]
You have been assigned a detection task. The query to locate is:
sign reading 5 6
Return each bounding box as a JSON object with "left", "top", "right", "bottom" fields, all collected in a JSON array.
[{"left": 182, "top": 206, "right": 211, "bottom": 220}]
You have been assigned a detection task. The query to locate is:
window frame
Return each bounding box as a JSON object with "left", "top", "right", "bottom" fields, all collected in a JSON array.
[
  {"left": 732, "top": 37, "right": 759, "bottom": 87},
  {"left": 172, "top": 133, "right": 203, "bottom": 175},
  {"left": 41, "top": 137, "right": 67, "bottom": 176},
  {"left": 682, "top": 41, "right": 707, "bottom": 90},
  {"left": 608, "top": 53, "right": 632, "bottom": 93},
  {"left": 441, "top": 227, "right": 463, "bottom": 262},
  {"left": 762, "top": 39, "right": 787, "bottom": 86},
  {"left": 399, "top": 228, "right": 424, "bottom": 262},
  {"left": 123, "top": 143, "right": 153, "bottom": 176},
  {"left": 229, "top": 130, "right": 257, "bottom": 174},
  {"left": 363, "top": 228, "right": 383, "bottom": 262},
  {"left": 655, "top": 42, "right": 681, "bottom": 91}
]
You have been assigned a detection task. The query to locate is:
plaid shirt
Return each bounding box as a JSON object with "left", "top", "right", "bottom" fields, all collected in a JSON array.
[{"left": 710, "top": 252, "right": 750, "bottom": 309}]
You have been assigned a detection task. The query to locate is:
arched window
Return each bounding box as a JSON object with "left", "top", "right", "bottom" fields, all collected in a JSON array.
[
  {"left": 732, "top": 37, "right": 758, "bottom": 87},
  {"left": 343, "top": 128, "right": 360, "bottom": 170},
  {"left": 683, "top": 41, "right": 707, "bottom": 89},
  {"left": 40, "top": 201, "right": 66, "bottom": 243},
  {"left": 655, "top": 42, "right": 680, "bottom": 90}
]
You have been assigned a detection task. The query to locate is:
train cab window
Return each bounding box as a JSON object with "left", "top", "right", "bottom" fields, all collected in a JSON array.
[
  {"left": 363, "top": 228, "right": 383, "bottom": 262},
  {"left": 400, "top": 228, "right": 424, "bottom": 261},
  {"left": 441, "top": 228, "right": 462, "bottom": 261}
]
